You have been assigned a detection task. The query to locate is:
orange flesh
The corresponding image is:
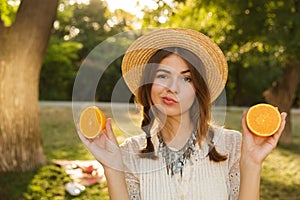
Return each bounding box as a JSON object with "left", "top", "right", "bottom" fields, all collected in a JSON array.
[
  {"left": 246, "top": 104, "right": 281, "bottom": 136},
  {"left": 79, "top": 106, "right": 106, "bottom": 139}
]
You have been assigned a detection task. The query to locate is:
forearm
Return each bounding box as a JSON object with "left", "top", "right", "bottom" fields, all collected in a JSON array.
[
  {"left": 238, "top": 157, "right": 262, "bottom": 200},
  {"left": 104, "top": 167, "right": 130, "bottom": 200}
]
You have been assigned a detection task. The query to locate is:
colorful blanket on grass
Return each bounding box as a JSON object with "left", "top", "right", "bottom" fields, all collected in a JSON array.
[{"left": 52, "top": 159, "right": 105, "bottom": 186}]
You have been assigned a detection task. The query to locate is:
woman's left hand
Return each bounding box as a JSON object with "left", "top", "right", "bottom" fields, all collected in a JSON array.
[{"left": 240, "top": 110, "right": 287, "bottom": 166}]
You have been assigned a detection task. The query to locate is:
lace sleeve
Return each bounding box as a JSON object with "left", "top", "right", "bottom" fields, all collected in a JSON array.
[
  {"left": 125, "top": 172, "right": 141, "bottom": 200},
  {"left": 225, "top": 130, "right": 242, "bottom": 200},
  {"left": 120, "top": 135, "right": 144, "bottom": 200},
  {"left": 228, "top": 157, "right": 240, "bottom": 200}
]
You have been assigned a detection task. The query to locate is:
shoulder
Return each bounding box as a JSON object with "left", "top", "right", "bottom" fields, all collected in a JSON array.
[
  {"left": 120, "top": 134, "right": 146, "bottom": 173},
  {"left": 120, "top": 133, "right": 146, "bottom": 152},
  {"left": 223, "top": 128, "right": 242, "bottom": 143},
  {"left": 213, "top": 126, "right": 242, "bottom": 153},
  {"left": 214, "top": 126, "right": 242, "bottom": 142}
]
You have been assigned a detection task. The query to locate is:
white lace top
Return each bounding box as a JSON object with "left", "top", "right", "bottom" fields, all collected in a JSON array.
[{"left": 120, "top": 127, "right": 242, "bottom": 200}]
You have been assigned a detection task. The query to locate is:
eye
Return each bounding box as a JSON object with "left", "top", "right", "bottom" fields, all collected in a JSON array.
[
  {"left": 156, "top": 73, "right": 168, "bottom": 79},
  {"left": 183, "top": 76, "right": 192, "bottom": 82}
]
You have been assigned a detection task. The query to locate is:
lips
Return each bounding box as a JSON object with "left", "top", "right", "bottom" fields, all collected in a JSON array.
[{"left": 162, "top": 96, "right": 178, "bottom": 105}]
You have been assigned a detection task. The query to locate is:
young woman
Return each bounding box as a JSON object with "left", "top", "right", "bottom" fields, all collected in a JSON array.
[{"left": 77, "top": 28, "right": 287, "bottom": 200}]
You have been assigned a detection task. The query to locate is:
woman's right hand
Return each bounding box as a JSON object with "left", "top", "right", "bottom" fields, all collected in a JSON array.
[
  {"left": 240, "top": 111, "right": 287, "bottom": 166},
  {"left": 77, "top": 118, "right": 124, "bottom": 171}
]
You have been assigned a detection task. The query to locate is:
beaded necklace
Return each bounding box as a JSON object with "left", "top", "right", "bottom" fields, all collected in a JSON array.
[{"left": 157, "top": 129, "right": 198, "bottom": 177}]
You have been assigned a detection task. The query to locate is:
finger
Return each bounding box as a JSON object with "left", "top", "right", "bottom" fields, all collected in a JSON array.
[
  {"left": 104, "top": 118, "right": 118, "bottom": 144},
  {"left": 77, "top": 126, "right": 95, "bottom": 145},
  {"left": 76, "top": 124, "right": 88, "bottom": 143},
  {"left": 277, "top": 112, "right": 287, "bottom": 134},
  {"left": 241, "top": 110, "right": 249, "bottom": 134},
  {"left": 279, "top": 112, "right": 287, "bottom": 130},
  {"left": 105, "top": 137, "right": 120, "bottom": 153},
  {"left": 272, "top": 112, "right": 287, "bottom": 141},
  {"left": 76, "top": 123, "right": 87, "bottom": 140},
  {"left": 242, "top": 110, "right": 247, "bottom": 118},
  {"left": 76, "top": 123, "right": 103, "bottom": 147}
]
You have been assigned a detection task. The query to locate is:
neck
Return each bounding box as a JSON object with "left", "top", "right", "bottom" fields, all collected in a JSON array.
[{"left": 160, "top": 114, "right": 194, "bottom": 149}]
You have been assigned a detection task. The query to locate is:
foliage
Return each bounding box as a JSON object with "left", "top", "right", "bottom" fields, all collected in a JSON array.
[
  {"left": 142, "top": 0, "right": 185, "bottom": 28},
  {"left": 142, "top": 0, "right": 300, "bottom": 106},
  {"left": 39, "top": 0, "right": 141, "bottom": 101},
  {"left": 23, "top": 165, "right": 72, "bottom": 199},
  {"left": 39, "top": 0, "right": 110, "bottom": 100},
  {"left": 0, "top": 170, "right": 35, "bottom": 199},
  {"left": 2, "top": 0, "right": 299, "bottom": 104},
  {"left": 96, "top": 57, "right": 125, "bottom": 102},
  {"left": 0, "top": 0, "right": 19, "bottom": 26},
  {"left": 39, "top": 0, "right": 125, "bottom": 101},
  {"left": 108, "top": 8, "right": 140, "bottom": 31},
  {"left": 63, "top": 0, "right": 111, "bottom": 58},
  {"left": 40, "top": 37, "right": 82, "bottom": 100}
]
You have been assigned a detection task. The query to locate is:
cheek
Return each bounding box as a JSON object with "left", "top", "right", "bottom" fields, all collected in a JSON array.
[
  {"left": 181, "top": 86, "right": 196, "bottom": 105},
  {"left": 182, "top": 84, "right": 195, "bottom": 96},
  {"left": 150, "top": 84, "right": 162, "bottom": 103},
  {"left": 151, "top": 83, "right": 164, "bottom": 93}
]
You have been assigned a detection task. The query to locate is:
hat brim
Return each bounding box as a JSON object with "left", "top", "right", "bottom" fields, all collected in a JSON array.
[{"left": 121, "top": 28, "right": 228, "bottom": 102}]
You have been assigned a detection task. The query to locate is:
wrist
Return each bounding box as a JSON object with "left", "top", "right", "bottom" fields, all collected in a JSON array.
[
  {"left": 103, "top": 166, "right": 126, "bottom": 185},
  {"left": 101, "top": 154, "right": 125, "bottom": 174},
  {"left": 104, "top": 164, "right": 125, "bottom": 175},
  {"left": 240, "top": 153, "right": 262, "bottom": 168},
  {"left": 240, "top": 156, "right": 262, "bottom": 173}
]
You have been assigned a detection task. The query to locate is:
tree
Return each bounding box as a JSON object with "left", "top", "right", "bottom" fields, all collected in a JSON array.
[
  {"left": 144, "top": 0, "right": 300, "bottom": 144},
  {"left": 261, "top": 1, "right": 300, "bottom": 144},
  {"left": 0, "top": 0, "right": 59, "bottom": 172},
  {"left": 195, "top": 0, "right": 300, "bottom": 144}
]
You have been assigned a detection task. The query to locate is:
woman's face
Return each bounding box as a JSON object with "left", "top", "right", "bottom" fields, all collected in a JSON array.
[{"left": 151, "top": 54, "right": 196, "bottom": 118}]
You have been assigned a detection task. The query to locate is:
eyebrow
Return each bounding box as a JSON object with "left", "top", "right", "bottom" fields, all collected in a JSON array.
[
  {"left": 156, "top": 69, "right": 191, "bottom": 74},
  {"left": 180, "top": 69, "right": 191, "bottom": 74}
]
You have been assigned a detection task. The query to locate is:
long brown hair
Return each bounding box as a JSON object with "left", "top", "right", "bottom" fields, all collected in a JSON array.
[{"left": 135, "top": 47, "right": 227, "bottom": 162}]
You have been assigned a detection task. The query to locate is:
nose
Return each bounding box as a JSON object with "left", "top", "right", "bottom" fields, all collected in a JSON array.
[{"left": 167, "top": 77, "right": 179, "bottom": 94}]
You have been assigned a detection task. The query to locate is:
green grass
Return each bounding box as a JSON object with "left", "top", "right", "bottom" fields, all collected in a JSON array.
[
  {"left": 39, "top": 106, "right": 93, "bottom": 160},
  {"left": 0, "top": 105, "right": 299, "bottom": 199},
  {"left": 260, "top": 148, "right": 300, "bottom": 199}
]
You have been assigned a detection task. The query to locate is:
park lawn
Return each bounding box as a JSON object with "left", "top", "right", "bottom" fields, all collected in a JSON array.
[{"left": 0, "top": 105, "right": 299, "bottom": 199}]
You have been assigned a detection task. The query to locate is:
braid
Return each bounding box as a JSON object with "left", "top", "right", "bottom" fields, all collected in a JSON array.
[
  {"left": 207, "top": 128, "right": 227, "bottom": 161},
  {"left": 139, "top": 106, "right": 157, "bottom": 159}
]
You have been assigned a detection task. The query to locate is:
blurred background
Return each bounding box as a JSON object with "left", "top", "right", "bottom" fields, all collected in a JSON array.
[{"left": 0, "top": 0, "right": 299, "bottom": 199}]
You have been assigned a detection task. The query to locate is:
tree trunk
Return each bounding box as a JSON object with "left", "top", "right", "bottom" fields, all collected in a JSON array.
[
  {"left": 263, "top": 60, "right": 300, "bottom": 145},
  {"left": 0, "top": 0, "right": 59, "bottom": 172}
]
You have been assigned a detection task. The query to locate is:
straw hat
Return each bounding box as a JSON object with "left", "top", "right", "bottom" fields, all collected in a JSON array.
[{"left": 121, "top": 28, "right": 228, "bottom": 102}]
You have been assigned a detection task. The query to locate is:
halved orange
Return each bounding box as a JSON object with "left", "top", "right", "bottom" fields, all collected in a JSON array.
[
  {"left": 79, "top": 106, "right": 106, "bottom": 139},
  {"left": 246, "top": 103, "right": 281, "bottom": 137}
]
